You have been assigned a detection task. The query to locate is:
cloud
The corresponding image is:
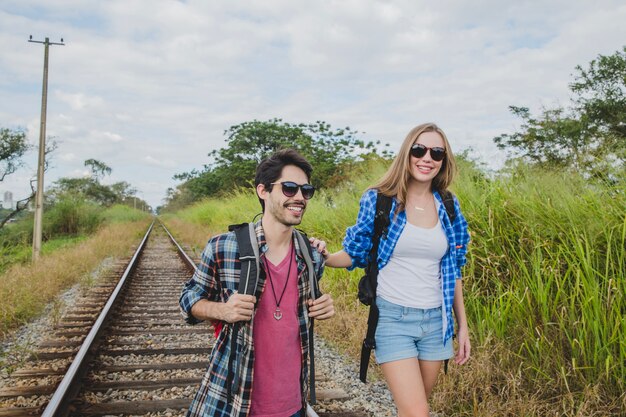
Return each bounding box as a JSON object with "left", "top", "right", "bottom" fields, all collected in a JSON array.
[
  {"left": 99, "top": 131, "right": 123, "bottom": 142},
  {"left": 60, "top": 152, "right": 76, "bottom": 161},
  {"left": 55, "top": 91, "right": 104, "bottom": 110},
  {"left": 144, "top": 155, "right": 176, "bottom": 168}
]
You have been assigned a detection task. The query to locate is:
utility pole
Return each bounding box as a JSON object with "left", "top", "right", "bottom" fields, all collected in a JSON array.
[{"left": 29, "top": 36, "right": 64, "bottom": 262}]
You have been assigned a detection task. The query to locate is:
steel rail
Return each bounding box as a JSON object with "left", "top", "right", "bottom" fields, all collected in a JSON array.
[
  {"left": 41, "top": 221, "right": 155, "bottom": 417},
  {"left": 159, "top": 220, "right": 197, "bottom": 272}
]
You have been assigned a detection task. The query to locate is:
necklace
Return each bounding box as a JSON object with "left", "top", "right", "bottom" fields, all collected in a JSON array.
[
  {"left": 263, "top": 245, "right": 294, "bottom": 321},
  {"left": 413, "top": 194, "right": 433, "bottom": 211}
]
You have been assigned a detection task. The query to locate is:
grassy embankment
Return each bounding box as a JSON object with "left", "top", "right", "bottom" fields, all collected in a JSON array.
[
  {"left": 0, "top": 205, "right": 151, "bottom": 338},
  {"left": 163, "top": 158, "right": 625, "bottom": 416}
]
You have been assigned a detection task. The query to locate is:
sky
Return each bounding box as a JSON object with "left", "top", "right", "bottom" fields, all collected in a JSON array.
[{"left": 1, "top": 1, "right": 625, "bottom": 210}]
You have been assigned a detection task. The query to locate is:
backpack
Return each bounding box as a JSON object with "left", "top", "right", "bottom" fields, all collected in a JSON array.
[
  {"left": 358, "top": 190, "right": 457, "bottom": 383},
  {"left": 225, "top": 223, "right": 322, "bottom": 404}
]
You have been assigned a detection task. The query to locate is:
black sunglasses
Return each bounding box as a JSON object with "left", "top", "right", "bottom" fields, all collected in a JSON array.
[
  {"left": 271, "top": 181, "right": 316, "bottom": 200},
  {"left": 410, "top": 143, "right": 446, "bottom": 162}
]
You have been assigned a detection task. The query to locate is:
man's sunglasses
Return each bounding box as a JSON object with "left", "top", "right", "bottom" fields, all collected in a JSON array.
[
  {"left": 410, "top": 143, "right": 446, "bottom": 162},
  {"left": 271, "top": 181, "right": 316, "bottom": 200}
]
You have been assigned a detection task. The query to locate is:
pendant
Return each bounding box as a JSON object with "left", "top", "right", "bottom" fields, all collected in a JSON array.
[
  {"left": 273, "top": 307, "right": 283, "bottom": 321},
  {"left": 415, "top": 206, "right": 425, "bottom": 211}
]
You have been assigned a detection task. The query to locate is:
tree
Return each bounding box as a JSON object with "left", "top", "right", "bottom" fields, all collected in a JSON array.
[
  {"left": 0, "top": 128, "right": 30, "bottom": 182},
  {"left": 49, "top": 159, "right": 144, "bottom": 208},
  {"left": 0, "top": 128, "right": 31, "bottom": 228},
  {"left": 493, "top": 106, "right": 595, "bottom": 169},
  {"left": 50, "top": 177, "right": 118, "bottom": 206},
  {"left": 0, "top": 129, "right": 57, "bottom": 228},
  {"left": 84, "top": 158, "right": 112, "bottom": 180},
  {"left": 494, "top": 47, "right": 626, "bottom": 175},
  {"left": 109, "top": 181, "right": 137, "bottom": 203},
  {"left": 570, "top": 46, "right": 626, "bottom": 140},
  {"left": 174, "top": 119, "right": 389, "bottom": 202},
  {"left": 159, "top": 184, "right": 196, "bottom": 213}
]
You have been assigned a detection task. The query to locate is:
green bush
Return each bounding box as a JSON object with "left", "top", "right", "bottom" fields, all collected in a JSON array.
[
  {"left": 0, "top": 214, "right": 34, "bottom": 247},
  {"left": 42, "top": 196, "right": 103, "bottom": 238},
  {"left": 0, "top": 199, "right": 151, "bottom": 274},
  {"left": 102, "top": 204, "right": 151, "bottom": 224}
]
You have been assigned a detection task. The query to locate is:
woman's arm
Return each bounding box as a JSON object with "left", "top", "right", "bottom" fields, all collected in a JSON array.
[
  {"left": 325, "top": 250, "right": 353, "bottom": 268},
  {"left": 309, "top": 189, "right": 380, "bottom": 270},
  {"left": 452, "top": 278, "right": 470, "bottom": 365},
  {"left": 308, "top": 237, "right": 353, "bottom": 268}
]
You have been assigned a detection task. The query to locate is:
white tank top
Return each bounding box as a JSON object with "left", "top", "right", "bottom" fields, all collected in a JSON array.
[{"left": 377, "top": 216, "right": 448, "bottom": 309}]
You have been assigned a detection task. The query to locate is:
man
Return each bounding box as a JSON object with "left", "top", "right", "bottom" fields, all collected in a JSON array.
[{"left": 180, "top": 149, "right": 335, "bottom": 417}]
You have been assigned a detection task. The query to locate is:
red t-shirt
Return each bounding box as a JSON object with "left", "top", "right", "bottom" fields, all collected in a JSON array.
[{"left": 250, "top": 246, "right": 302, "bottom": 417}]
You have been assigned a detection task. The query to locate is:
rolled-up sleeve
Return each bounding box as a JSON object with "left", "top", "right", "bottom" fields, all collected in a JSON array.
[
  {"left": 343, "top": 189, "right": 377, "bottom": 270},
  {"left": 312, "top": 249, "right": 325, "bottom": 282},
  {"left": 452, "top": 197, "right": 470, "bottom": 278},
  {"left": 179, "top": 238, "right": 221, "bottom": 324}
]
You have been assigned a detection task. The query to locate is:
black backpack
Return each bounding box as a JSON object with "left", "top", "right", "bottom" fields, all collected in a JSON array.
[
  {"left": 225, "top": 223, "right": 322, "bottom": 404},
  {"left": 358, "top": 190, "right": 457, "bottom": 383}
]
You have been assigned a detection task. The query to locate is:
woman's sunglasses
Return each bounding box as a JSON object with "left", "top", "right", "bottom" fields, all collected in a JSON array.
[
  {"left": 410, "top": 143, "right": 446, "bottom": 162},
  {"left": 271, "top": 181, "right": 316, "bottom": 200}
]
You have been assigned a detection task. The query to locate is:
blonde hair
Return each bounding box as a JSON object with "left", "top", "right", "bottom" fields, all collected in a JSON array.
[{"left": 372, "top": 123, "right": 457, "bottom": 213}]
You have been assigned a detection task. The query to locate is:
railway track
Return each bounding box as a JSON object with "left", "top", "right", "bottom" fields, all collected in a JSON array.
[{"left": 0, "top": 222, "right": 368, "bottom": 417}]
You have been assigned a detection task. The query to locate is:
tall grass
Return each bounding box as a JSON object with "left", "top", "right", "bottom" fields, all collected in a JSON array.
[
  {"left": 165, "top": 158, "right": 625, "bottom": 416},
  {"left": 0, "top": 219, "right": 151, "bottom": 337},
  {"left": 0, "top": 204, "right": 150, "bottom": 273},
  {"left": 102, "top": 205, "right": 154, "bottom": 224},
  {"left": 452, "top": 164, "right": 625, "bottom": 415}
]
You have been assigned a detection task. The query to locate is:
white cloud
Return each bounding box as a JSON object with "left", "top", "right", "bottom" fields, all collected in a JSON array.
[
  {"left": 55, "top": 91, "right": 104, "bottom": 111},
  {"left": 73, "top": 169, "right": 91, "bottom": 178},
  {"left": 100, "top": 131, "right": 123, "bottom": 142},
  {"left": 60, "top": 152, "right": 76, "bottom": 161},
  {"left": 144, "top": 155, "right": 176, "bottom": 168}
]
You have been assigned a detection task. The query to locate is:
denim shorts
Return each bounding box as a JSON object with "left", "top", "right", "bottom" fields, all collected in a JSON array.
[{"left": 374, "top": 296, "right": 454, "bottom": 364}]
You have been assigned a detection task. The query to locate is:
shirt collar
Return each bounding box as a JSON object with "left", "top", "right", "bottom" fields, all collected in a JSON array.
[{"left": 253, "top": 220, "right": 306, "bottom": 262}]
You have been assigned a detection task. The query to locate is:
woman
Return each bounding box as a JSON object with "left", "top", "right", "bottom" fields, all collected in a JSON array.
[{"left": 313, "top": 123, "right": 471, "bottom": 417}]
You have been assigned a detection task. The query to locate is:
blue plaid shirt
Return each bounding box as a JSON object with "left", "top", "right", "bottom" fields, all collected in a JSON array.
[
  {"left": 343, "top": 189, "right": 470, "bottom": 345},
  {"left": 179, "top": 222, "right": 324, "bottom": 417}
]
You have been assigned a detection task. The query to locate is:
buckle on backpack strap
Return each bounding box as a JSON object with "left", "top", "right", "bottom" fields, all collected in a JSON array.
[{"left": 363, "top": 338, "right": 376, "bottom": 350}]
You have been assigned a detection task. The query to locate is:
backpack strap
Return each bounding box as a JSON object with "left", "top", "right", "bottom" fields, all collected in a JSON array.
[
  {"left": 437, "top": 190, "right": 456, "bottom": 375},
  {"left": 439, "top": 190, "right": 456, "bottom": 224},
  {"left": 232, "top": 222, "right": 261, "bottom": 296},
  {"left": 294, "top": 231, "right": 321, "bottom": 300},
  {"left": 359, "top": 192, "right": 392, "bottom": 383},
  {"left": 294, "top": 231, "right": 321, "bottom": 405},
  {"left": 226, "top": 222, "right": 260, "bottom": 402}
]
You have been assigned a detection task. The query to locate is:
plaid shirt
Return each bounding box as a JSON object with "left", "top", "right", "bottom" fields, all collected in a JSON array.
[
  {"left": 343, "top": 189, "right": 470, "bottom": 345},
  {"left": 179, "top": 221, "right": 324, "bottom": 417}
]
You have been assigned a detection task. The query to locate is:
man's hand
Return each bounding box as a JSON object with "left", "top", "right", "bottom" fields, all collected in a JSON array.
[
  {"left": 307, "top": 293, "right": 334, "bottom": 320},
  {"left": 221, "top": 292, "right": 256, "bottom": 323}
]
